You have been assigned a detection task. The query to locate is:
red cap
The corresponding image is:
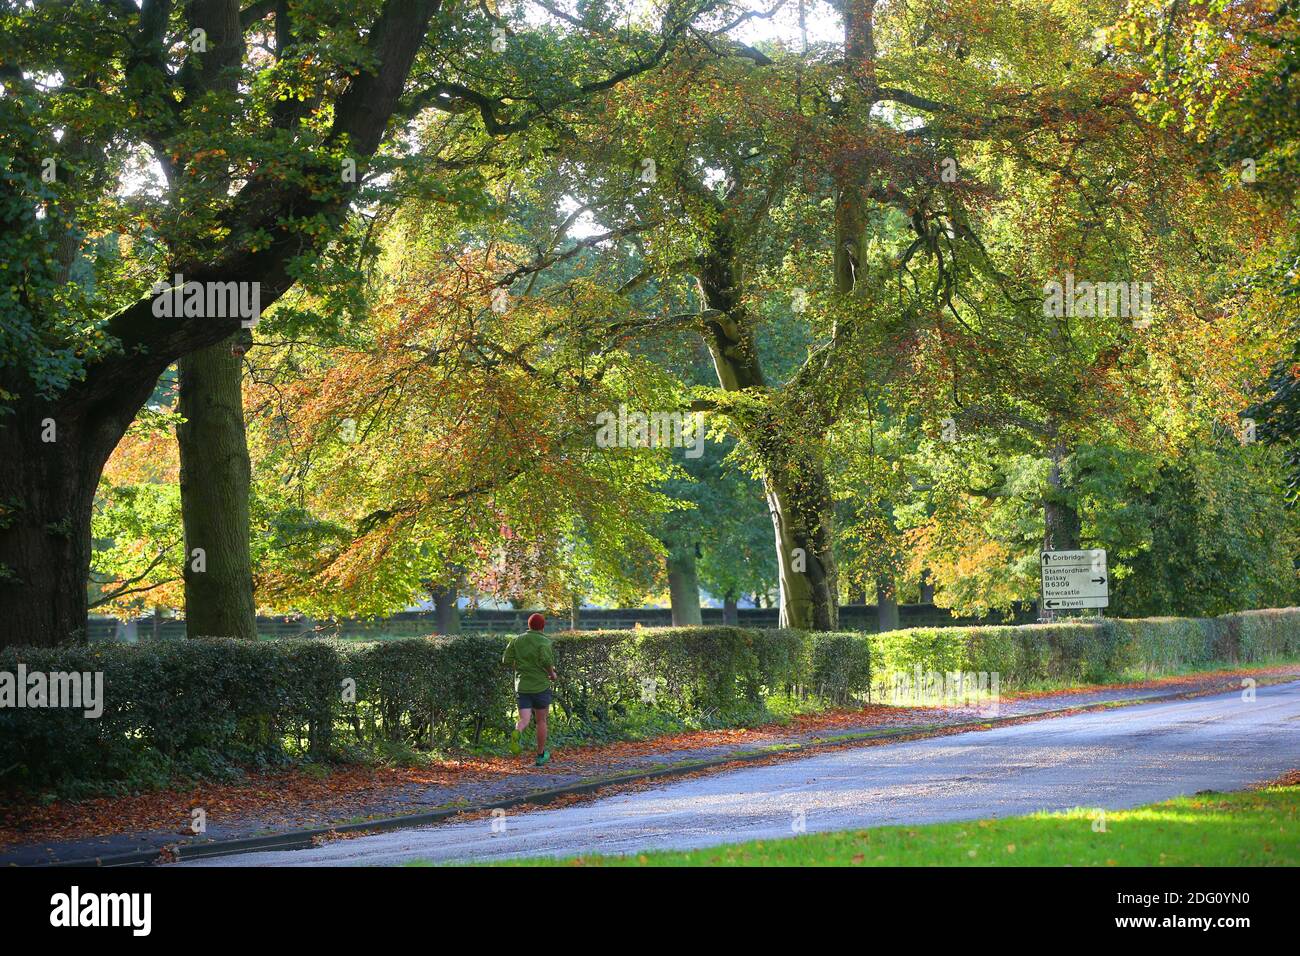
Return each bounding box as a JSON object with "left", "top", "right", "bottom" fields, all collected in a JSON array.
[{"left": 527, "top": 613, "right": 545, "bottom": 631}]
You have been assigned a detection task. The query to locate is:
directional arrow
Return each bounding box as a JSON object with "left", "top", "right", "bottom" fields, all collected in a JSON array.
[
  {"left": 1092, "top": 576, "right": 1106, "bottom": 584},
  {"left": 1045, "top": 600, "right": 1061, "bottom": 608}
]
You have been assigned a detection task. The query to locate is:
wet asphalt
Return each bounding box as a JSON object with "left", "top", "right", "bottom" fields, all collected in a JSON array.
[{"left": 190, "top": 680, "right": 1300, "bottom": 866}]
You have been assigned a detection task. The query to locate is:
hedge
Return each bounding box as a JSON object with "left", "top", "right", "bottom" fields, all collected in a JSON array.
[
  {"left": 2, "top": 609, "right": 1297, "bottom": 793},
  {"left": 871, "top": 607, "right": 1300, "bottom": 687}
]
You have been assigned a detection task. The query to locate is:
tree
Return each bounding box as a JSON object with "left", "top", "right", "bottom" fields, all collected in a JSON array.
[
  {"left": 1093, "top": 442, "right": 1300, "bottom": 616},
  {"left": 242, "top": 226, "right": 680, "bottom": 618},
  {"left": 2, "top": 0, "right": 442, "bottom": 645},
  {"left": 0, "top": 0, "right": 729, "bottom": 646},
  {"left": 1128, "top": 0, "right": 1300, "bottom": 489},
  {"left": 542, "top": 0, "right": 1194, "bottom": 628}
]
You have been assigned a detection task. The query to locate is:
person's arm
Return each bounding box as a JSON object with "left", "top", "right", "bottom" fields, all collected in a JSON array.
[
  {"left": 543, "top": 643, "right": 557, "bottom": 682},
  {"left": 502, "top": 641, "right": 515, "bottom": 669}
]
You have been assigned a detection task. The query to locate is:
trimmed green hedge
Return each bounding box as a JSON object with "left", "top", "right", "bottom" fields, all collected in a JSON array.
[
  {"left": 870, "top": 620, "right": 1132, "bottom": 686},
  {"left": 871, "top": 608, "right": 1300, "bottom": 688},
  {"left": 0, "top": 639, "right": 340, "bottom": 794},
  {"left": 3, "top": 609, "right": 1297, "bottom": 794}
]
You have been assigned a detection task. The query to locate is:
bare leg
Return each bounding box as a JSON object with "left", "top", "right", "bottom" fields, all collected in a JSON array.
[
  {"left": 535, "top": 707, "right": 548, "bottom": 754},
  {"left": 516, "top": 708, "right": 531, "bottom": 733}
]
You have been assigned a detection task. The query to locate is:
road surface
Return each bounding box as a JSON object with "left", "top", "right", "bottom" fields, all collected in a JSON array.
[{"left": 191, "top": 680, "right": 1300, "bottom": 866}]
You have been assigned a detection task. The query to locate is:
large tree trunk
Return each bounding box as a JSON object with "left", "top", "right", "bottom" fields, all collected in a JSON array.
[
  {"left": 835, "top": 1, "right": 874, "bottom": 300},
  {"left": 0, "top": 425, "right": 95, "bottom": 646},
  {"left": 173, "top": 0, "right": 256, "bottom": 641},
  {"left": 1040, "top": 440, "right": 1081, "bottom": 622},
  {"left": 694, "top": 207, "right": 838, "bottom": 631},
  {"left": 765, "top": 466, "right": 838, "bottom": 630},
  {"left": 666, "top": 550, "right": 703, "bottom": 626},
  {"left": 430, "top": 581, "right": 461, "bottom": 635},
  {"left": 177, "top": 340, "right": 257, "bottom": 639},
  {"left": 919, "top": 568, "right": 935, "bottom": 604},
  {"left": 723, "top": 591, "right": 739, "bottom": 625},
  {"left": 0, "top": 382, "right": 157, "bottom": 646},
  {"left": 876, "top": 574, "right": 900, "bottom": 632},
  {"left": 1043, "top": 440, "right": 1081, "bottom": 552}
]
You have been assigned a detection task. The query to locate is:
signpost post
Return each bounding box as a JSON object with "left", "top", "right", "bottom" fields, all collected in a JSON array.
[{"left": 1039, "top": 549, "right": 1109, "bottom": 620}]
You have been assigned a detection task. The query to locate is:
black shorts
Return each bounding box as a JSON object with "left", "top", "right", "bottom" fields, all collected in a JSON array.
[{"left": 517, "top": 689, "right": 552, "bottom": 710}]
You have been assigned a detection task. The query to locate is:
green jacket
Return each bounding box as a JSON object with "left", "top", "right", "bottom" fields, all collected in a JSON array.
[{"left": 503, "top": 630, "right": 555, "bottom": 693}]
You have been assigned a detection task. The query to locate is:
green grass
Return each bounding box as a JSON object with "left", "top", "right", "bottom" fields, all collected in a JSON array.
[{"left": 441, "top": 782, "right": 1300, "bottom": 867}]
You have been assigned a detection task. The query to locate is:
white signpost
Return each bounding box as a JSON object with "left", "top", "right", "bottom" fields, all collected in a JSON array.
[{"left": 1040, "top": 549, "right": 1109, "bottom": 613}]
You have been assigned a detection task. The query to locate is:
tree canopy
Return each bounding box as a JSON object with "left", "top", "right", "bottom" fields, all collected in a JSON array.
[{"left": 3, "top": 0, "right": 1298, "bottom": 642}]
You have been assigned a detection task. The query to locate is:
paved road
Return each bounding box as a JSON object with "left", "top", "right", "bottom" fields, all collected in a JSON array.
[{"left": 192, "top": 680, "right": 1300, "bottom": 866}]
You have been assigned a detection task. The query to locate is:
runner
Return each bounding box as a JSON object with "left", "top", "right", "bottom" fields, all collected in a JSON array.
[{"left": 503, "top": 612, "right": 557, "bottom": 766}]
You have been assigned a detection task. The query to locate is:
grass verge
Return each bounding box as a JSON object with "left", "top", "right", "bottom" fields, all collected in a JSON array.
[{"left": 453, "top": 779, "right": 1300, "bottom": 867}]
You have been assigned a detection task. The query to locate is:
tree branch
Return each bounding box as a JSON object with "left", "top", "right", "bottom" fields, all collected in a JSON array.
[{"left": 89, "top": 544, "right": 180, "bottom": 608}]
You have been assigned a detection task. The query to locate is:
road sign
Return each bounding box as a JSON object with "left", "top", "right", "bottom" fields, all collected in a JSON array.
[{"left": 1040, "top": 549, "right": 1109, "bottom": 610}]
